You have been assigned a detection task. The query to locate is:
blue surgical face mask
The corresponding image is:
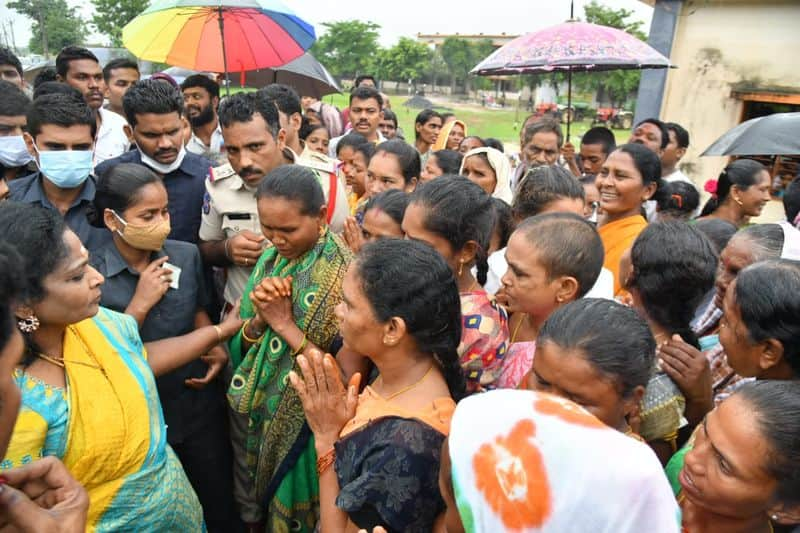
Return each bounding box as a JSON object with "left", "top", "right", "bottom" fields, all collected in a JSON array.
[
  {"left": 33, "top": 143, "right": 93, "bottom": 189},
  {"left": 0, "top": 136, "right": 34, "bottom": 167}
]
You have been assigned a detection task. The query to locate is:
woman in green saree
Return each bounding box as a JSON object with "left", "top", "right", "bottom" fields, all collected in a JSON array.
[{"left": 228, "top": 164, "right": 353, "bottom": 532}]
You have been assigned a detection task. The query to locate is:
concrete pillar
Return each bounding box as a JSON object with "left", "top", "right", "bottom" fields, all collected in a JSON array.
[{"left": 633, "top": 0, "right": 683, "bottom": 124}]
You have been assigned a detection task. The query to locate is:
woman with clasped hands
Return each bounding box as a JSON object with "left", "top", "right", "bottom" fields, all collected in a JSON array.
[{"left": 290, "top": 239, "right": 467, "bottom": 532}]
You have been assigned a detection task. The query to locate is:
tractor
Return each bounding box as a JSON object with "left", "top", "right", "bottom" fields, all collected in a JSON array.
[
  {"left": 533, "top": 102, "right": 590, "bottom": 123},
  {"left": 593, "top": 107, "right": 634, "bottom": 130}
]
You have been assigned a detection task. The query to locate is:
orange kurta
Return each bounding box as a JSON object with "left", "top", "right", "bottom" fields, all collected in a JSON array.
[{"left": 598, "top": 214, "right": 648, "bottom": 296}]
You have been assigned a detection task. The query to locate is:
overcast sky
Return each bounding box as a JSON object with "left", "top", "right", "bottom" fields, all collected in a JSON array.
[{"left": 1, "top": 0, "right": 653, "bottom": 54}]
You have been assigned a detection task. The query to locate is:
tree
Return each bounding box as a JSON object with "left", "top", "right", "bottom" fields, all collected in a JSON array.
[
  {"left": 424, "top": 50, "right": 448, "bottom": 89},
  {"left": 92, "top": 0, "right": 149, "bottom": 47},
  {"left": 470, "top": 38, "right": 496, "bottom": 92},
  {"left": 574, "top": 0, "right": 648, "bottom": 107},
  {"left": 378, "top": 37, "right": 431, "bottom": 89},
  {"left": 439, "top": 37, "right": 501, "bottom": 95},
  {"left": 439, "top": 37, "right": 474, "bottom": 94},
  {"left": 310, "top": 20, "right": 380, "bottom": 80},
  {"left": 584, "top": 0, "right": 646, "bottom": 37},
  {"left": 9, "top": 0, "right": 85, "bottom": 56}
]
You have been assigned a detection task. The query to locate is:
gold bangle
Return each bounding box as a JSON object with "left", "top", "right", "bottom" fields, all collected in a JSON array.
[
  {"left": 316, "top": 447, "right": 336, "bottom": 475},
  {"left": 212, "top": 325, "right": 223, "bottom": 343},
  {"left": 293, "top": 334, "right": 308, "bottom": 356},
  {"left": 241, "top": 319, "right": 264, "bottom": 344}
]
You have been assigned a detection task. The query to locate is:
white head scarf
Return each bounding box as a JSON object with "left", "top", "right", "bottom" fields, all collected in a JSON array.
[
  {"left": 460, "top": 147, "right": 513, "bottom": 204},
  {"left": 448, "top": 389, "right": 680, "bottom": 533}
]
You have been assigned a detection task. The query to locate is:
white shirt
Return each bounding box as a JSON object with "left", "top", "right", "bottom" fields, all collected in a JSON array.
[
  {"left": 94, "top": 107, "right": 130, "bottom": 168},
  {"left": 186, "top": 122, "right": 225, "bottom": 162},
  {"left": 663, "top": 168, "right": 693, "bottom": 185},
  {"left": 328, "top": 130, "right": 386, "bottom": 159},
  {"left": 481, "top": 247, "right": 615, "bottom": 300}
]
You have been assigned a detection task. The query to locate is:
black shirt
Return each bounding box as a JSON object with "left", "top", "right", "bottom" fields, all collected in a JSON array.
[
  {"left": 9, "top": 172, "right": 112, "bottom": 253},
  {"left": 90, "top": 238, "right": 221, "bottom": 443}
]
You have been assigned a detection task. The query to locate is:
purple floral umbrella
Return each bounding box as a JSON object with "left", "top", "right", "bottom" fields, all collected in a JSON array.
[{"left": 472, "top": 17, "right": 673, "bottom": 137}]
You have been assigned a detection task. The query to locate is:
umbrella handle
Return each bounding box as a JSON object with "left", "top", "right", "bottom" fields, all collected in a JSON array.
[
  {"left": 566, "top": 68, "right": 572, "bottom": 142},
  {"left": 217, "top": 6, "right": 231, "bottom": 96}
]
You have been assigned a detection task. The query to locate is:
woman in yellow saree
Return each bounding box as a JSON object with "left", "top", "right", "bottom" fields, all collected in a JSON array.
[
  {"left": 0, "top": 242, "right": 87, "bottom": 531},
  {"left": 0, "top": 203, "right": 243, "bottom": 531}
]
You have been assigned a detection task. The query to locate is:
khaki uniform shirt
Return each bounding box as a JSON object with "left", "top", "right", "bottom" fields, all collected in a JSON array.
[
  {"left": 199, "top": 163, "right": 261, "bottom": 305},
  {"left": 291, "top": 147, "right": 350, "bottom": 234}
]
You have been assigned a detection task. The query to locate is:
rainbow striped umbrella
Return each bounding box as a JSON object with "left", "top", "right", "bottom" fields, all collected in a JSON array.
[{"left": 122, "top": 0, "right": 315, "bottom": 76}]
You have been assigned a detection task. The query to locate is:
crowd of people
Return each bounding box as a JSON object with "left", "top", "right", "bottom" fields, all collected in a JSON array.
[{"left": 0, "top": 43, "right": 799, "bottom": 533}]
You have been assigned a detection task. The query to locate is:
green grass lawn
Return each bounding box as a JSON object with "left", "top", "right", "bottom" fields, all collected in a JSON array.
[
  {"left": 229, "top": 88, "right": 630, "bottom": 149},
  {"left": 322, "top": 93, "right": 630, "bottom": 150}
]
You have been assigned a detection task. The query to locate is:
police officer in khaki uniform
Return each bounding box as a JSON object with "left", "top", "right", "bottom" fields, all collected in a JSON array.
[
  {"left": 199, "top": 161, "right": 264, "bottom": 308},
  {"left": 198, "top": 92, "right": 283, "bottom": 531}
]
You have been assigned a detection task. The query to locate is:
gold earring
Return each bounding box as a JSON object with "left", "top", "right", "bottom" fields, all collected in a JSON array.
[
  {"left": 457, "top": 261, "right": 464, "bottom": 277},
  {"left": 319, "top": 225, "right": 326, "bottom": 237},
  {"left": 734, "top": 197, "right": 743, "bottom": 206}
]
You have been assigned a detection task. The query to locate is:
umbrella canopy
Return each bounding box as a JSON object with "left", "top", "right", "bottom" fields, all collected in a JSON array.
[
  {"left": 242, "top": 53, "right": 339, "bottom": 97},
  {"left": 122, "top": 0, "right": 315, "bottom": 73},
  {"left": 471, "top": 20, "right": 672, "bottom": 138},
  {"left": 471, "top": 21, "right": 672, "bottom": 76},
  {"left": 701, "top": 112, "right": 800, "bottom": 156},
  {"left": 155, "top": 53, "right": 339, "bottom": 97}
]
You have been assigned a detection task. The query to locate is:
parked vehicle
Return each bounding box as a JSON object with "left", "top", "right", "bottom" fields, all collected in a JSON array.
[
  {"left": 534, "top": 102, "right": 561, "bottom": 120},
  {"left": 593, "top": 107, "right": 634, "bottom": 130},
  {"left": 533, "top": 102, "right": 591, "bottom": 123}
]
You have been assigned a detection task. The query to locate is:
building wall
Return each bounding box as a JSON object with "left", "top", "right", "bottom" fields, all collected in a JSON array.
[{"left": 659, "top": 0, "right": 800, "bottom": 217}]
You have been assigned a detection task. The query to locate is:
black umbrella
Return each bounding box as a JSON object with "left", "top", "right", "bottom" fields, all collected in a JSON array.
[
  {"left": 241, "top": 52, "right": 340, "bottom": 97},
  {"left": 701, "top": 112, "right": 800, "bottom": 156},
  {"left": 159, "top": 53, "right": 339, "bottom": 98}
]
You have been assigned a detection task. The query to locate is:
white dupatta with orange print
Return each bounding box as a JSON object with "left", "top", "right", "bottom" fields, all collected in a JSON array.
[{"left": 448, "top": 390, "right": 680, "bottom": 533}]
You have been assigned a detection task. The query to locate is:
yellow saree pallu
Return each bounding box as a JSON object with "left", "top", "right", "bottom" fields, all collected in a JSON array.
[
  {"left": 597, "top": 214, "right": 648, "bottom": 296},
  {"left": 4, "top": 308, "right": 204, "bottom": 532}
]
